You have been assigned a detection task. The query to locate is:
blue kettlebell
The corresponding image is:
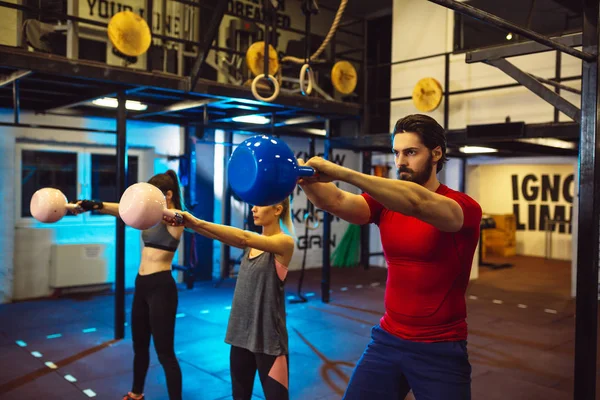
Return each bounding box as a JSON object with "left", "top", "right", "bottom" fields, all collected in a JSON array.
[{"left": 228, "top": 135, "right": 315, "bottom": 206}]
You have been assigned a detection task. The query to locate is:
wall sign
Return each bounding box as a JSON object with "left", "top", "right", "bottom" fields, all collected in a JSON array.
[
  {"left": 227, "top": 0, "right": 292, "bottom": 29},
  {"left": 511, "top": 173, "right": 574, "bottom": 234},
  {"left": 86, "top": 0, "right": 181, "bottom": 36}
]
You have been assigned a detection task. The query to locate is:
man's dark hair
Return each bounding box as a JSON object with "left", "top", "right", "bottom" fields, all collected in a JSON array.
[{"left": 391, "top": 114, "right": 448, "bottom": 173}]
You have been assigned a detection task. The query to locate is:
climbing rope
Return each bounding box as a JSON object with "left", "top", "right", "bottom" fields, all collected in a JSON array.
[
  {"left": 281, "top": 0, "right": 348, "bottom": 65},
  {"left": 281, "top": 0, "right": 347, "bottom": 96}
]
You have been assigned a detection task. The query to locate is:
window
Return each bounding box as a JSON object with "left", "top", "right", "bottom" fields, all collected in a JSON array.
[
  {"left": 91, "top": 154, "right": 139, "bottom": 209},
  {"left": 17, "top": 143, "right": 146, "bottom": 225},
  {"left": 21, "top": 150, "right": 78, "bottom": 218}
]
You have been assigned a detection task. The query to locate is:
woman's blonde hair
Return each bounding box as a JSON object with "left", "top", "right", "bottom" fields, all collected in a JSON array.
[{"left": 277, "top": 196, "right": 295, "bottom": 237}]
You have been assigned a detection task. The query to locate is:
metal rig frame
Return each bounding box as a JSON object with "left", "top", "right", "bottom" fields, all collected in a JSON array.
[
  {"left": 324, "top": 1, "right": 598, "bottom": 398},
  {"left": 0, "top": 0, "right": 367, "bottom": 339}
]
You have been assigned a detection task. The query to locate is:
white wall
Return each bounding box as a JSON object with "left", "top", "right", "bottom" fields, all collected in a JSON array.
[
  {"left": 466, "top": 158, "right": 576, "bottom": 260},
  {"left": 390, "top": 0, "right": 584, "bottom": 283},
  {"left": 0, "top": 109, "right": 184, "bottom": 302},
  {"left": 0, "top": 131, "right": 16, "bottom": 302},
  {"left": 391, "top": 1, "right": 581, "bottom": 131}
]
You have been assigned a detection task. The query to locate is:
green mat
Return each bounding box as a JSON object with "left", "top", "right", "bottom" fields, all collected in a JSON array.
[{"left": 331, "top": 224, "right": 361, "bottom": 268}]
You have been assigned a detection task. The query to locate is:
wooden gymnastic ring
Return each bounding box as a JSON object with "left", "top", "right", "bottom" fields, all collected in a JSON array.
[
  {"left": 299, "top": 63, "right": 314, "bottom": 96},
  {"left": 251, "top": 74, "right": 280, "bottom": 103}
]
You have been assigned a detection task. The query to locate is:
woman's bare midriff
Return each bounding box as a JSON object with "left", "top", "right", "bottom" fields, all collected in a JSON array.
[{"left": 138, "top": 247, "right": 176, "bottom": 275}]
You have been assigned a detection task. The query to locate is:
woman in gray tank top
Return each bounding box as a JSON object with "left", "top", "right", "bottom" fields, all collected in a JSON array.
[{"left": 165, "top": 196, "right": 295, "bottom": 400}]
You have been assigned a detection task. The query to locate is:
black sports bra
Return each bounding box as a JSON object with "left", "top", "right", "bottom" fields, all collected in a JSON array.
[{"left": 142, "top": 222, "right": 180, "bottom": 252}]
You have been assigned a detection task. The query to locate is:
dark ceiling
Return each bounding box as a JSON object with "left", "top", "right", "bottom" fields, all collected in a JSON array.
[
  {"left": 463, "top": 0, "right": 582, "bottom": 37},
  {"left": 0, "top": 0, "right": 585, "bottom": 159},
  {"left": 319, "top": 0, "right": 581, "bottom": 27},
  {"left": 0, "top": 45, "right": 361, "bottom": 137},
  {"left": 318, "top": 0, "right": 392, "bottom": 20}
]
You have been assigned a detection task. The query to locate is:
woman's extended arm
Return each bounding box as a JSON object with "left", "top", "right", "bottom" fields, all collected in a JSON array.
[{"left": 166, "top": 212, "right": 294, "bottom": 257}]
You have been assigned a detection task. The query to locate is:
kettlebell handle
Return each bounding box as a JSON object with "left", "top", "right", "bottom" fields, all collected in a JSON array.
[{"left": 298, "top": 166, "right": 316, "bottom": 177}]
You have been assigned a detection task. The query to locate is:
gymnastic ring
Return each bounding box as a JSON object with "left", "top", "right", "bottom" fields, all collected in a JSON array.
[
  {"left": 303, "top": 212, "right": 320, "bottom": 230},
  {"left": 251, "top": 74, "right": 280, "bottom": 103},
  {"left": 299, "top": 64, "right": 314, "bottom": 96}
]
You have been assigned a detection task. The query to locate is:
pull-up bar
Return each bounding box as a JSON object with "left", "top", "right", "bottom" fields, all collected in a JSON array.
[{"left": 427, "top": 0, "right": 596, "bottom": 62}]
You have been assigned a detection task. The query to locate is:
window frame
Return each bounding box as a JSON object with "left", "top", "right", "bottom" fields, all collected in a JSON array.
[
  {"left": 16, "top": 143, "right": 146, "bottom": 227},
  {"left": 85, "top": 147, "right": 144, "bottom": 224}
]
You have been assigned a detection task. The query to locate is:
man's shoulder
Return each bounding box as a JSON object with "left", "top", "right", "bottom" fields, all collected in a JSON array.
[{"left": 440, "top": 185, "right": 482, "bottom": 212}]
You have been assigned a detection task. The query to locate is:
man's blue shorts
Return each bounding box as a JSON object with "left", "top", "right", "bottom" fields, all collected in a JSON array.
[{"left": 343, "top": 325, "right": 472, "bottom": 400}]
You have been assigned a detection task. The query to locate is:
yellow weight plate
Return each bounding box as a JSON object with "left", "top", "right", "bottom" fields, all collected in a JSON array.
[
  {"left": 331, "top": 60, "right": 357, "bottom": 95},
  {"left": 246, "top": 42, "right": 280, "bottom": 77},
  {"left": 107, "top": 11, "right": 152, "bottom": 57},
  {"left": 412, "top": 77, "right": 443, "bottom": 112}
]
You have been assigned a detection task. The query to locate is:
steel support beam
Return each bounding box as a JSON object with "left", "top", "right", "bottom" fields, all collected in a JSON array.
[
  {"left": 132, "top": 98, "right": 221, "bottom": 119},
  {"left": 573, "top": 0, "right": 600, "bottom": 397},
  {"left": 330, "top": 122, "right": 580, "bottom": 151},
  {"left": 360, "top": 151, "right": 372, "bottom": 270},
  {"left": 554, "top": 52, "right": 563, "bottom": 122},
  {"left": 43, "top": 87, "right": 126, "bottom": 113},
  {"left": 466, "top": 33, "right": 582, "bottom": 63},
  {"left": 13, "top": 81, "right": 20, "bottom": 124},
  {"left": 220, "top": 131, "right": 233, "bottom": 280},
  {"left": 0, "top": 46, "right": 187, "bottom": 90},
  {"left": 428, "top": 0, "right": 594, "bottom": 61},
  {"left": 486, "top": 58, "right": 582, "bottom": 123},
  {"left": 0, "top": 46, "right": 361, "bottom": 117},
  {"left": 321, "top": 119, "right": 332, "bottom": 303},
  {"left": 0, "top": 70, "right": 32, "bottom": 88},
  {"left": 0, "top": 121, "right": 116, "bottom": 133},
  {"left": 189, "top": 0, "right": 228, "bottom": 91},
  {"left": 530, "top": 74, "right": 581, "bottom": 95},
  {"left": 67, "top": 0, "right": 79, "bottom": 59},
  {"left": 145, "top": 0, "right": 154, "bottom": 72},
  {"left": 444, "top": 53, "right": 450, "bottom": 129},
  {"left": 114, "top": 91, "right": 128, "bottom": 340},
  {"left": 361, "top": 18, "right": 369, "bottom": 135}
]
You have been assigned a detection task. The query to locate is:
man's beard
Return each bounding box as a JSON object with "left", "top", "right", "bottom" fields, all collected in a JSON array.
[{"left": 396, "top": 155, "right": 434, "bottom": 185}]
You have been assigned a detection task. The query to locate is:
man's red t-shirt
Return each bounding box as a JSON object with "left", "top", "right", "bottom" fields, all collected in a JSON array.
[{"left": 361, "top": 184, "right": 482, "bottom": 342}]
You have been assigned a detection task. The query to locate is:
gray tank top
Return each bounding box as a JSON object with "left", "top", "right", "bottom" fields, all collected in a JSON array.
[{"left": 225, "top": 249, "right": 288, "bottom": 356}]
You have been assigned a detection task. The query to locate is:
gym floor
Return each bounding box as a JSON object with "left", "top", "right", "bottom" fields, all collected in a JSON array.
[{"left": 0, "top": 256, "right": 586, "bottom": 400}]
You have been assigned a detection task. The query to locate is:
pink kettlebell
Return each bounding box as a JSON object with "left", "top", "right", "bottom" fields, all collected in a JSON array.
[
  {"left": 30, "top": 188, "right": 79, "bottom": 223},
  {"left": 118, "top": 182, "right": 182, "bottom": 230}
]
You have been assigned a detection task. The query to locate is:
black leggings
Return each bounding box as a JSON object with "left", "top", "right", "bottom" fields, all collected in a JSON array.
[
  {"left": 131, "top": 271, "right": 182, "bottom": 400},
  {"left": 230, "top": 345, "right": 289, "bottom": 400}
]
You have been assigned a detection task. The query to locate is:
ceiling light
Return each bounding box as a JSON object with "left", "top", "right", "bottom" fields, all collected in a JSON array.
[
  {"left": 516, "top": 138, "right": 576, "bottom": 150},
  {"left": 91, "top": 97, "right": 148, "bottom": 111},
  {"left": 506, "top": 33, "right": 513, "bottom": 40},
  {"left": 231, "top": 98, "right": 267, "bottom": 106},
  {"left": 231, "top": 114, "right": 270, "bottom": 124},
  {"left": 211, "top": 102, "right": 259, "bottom": 111},
  {"left": 304, "top": 128, "right": 326, "bottom": 136},
  {"left": 459, "top": 146, "right": 498, "bottom": 154},
  {"left": 282, "top": 116, "right": 323, "bottom": 126}
]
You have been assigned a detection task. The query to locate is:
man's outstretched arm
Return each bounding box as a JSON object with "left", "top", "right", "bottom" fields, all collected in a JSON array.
[
  {"left": 303, "top": 157, "right": 464, "bottom": 232},
  {"left": 297, "top": 160, "right": 371, "bottom": 225}
]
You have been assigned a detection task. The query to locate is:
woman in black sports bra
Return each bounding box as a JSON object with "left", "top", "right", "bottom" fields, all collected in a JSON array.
[{"left": 73, "top": 170, "right": 185, "bottom": 400}]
